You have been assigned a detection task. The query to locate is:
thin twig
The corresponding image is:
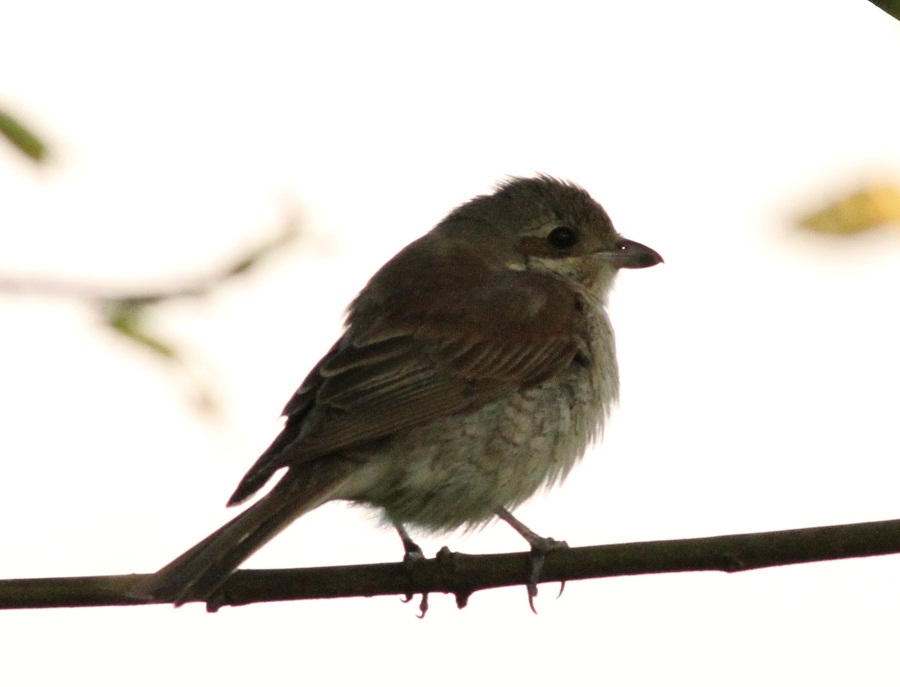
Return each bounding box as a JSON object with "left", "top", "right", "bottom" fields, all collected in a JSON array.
[
  {"left": 2, "top": 518, "right": 899, "bottom": 612},
  {"left": 0, "top": 214, "right": 301, "bottom": 304}
]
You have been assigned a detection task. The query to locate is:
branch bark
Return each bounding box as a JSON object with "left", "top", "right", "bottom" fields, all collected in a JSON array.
[
  {"left": 867, "top": 0, "right": 900, "bottom": 21},
  {"left": 2, "top": 517, "right": 899, "bottom": 613}
]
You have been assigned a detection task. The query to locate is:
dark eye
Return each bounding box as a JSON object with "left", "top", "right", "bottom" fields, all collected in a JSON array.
[{"left": 547, "top": 226, "right": 577, "bottom": 249}]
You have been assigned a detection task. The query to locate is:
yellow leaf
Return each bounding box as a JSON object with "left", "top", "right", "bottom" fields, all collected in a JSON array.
[{"left": 799, "top": 184, "right": 900, "bottom": 235}]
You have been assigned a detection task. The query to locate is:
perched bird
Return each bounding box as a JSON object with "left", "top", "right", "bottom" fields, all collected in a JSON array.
[{"left": 141, "top": 175, "right": 662, "bottom": 607}]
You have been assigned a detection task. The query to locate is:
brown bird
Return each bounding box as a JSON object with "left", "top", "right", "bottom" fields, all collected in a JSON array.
[{"left": 141, "top": 175, "right": 662, "bottom": 607}]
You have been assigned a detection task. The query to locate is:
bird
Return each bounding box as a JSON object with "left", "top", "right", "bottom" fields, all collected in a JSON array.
[{"left": 138, "top": 175, "right": 663, "bottom": 608}]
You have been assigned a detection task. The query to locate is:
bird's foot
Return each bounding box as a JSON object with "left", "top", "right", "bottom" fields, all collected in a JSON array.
[
  {"left": 395, "top": 523, "right": 429, "bottom": 617},
  {"left": 525, "top": 535, "right": 569, "bottom": 613},
  {"left": 401, "top": 540, "right": 425, "bottom": 569},
  {"left": 494, "top": 507, "right": 568, "bottom": 613}
]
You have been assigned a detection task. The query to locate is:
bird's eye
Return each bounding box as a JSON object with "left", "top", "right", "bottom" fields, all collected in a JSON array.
[{"left": 547, "top": 226, "right": 577, "bottom": 249}]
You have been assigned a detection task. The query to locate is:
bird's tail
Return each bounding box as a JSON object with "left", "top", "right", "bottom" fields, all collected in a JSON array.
[{"left": 133, "top": 459, "right": 357, "bottom": 605}]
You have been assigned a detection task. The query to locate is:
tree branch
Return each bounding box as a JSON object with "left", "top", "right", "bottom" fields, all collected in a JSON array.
[
  {"left": 0, "top": 214, "right": 300, "bottom": 303},
  {"left": 867, "top": 0, "right": 900, "bottom": 21},
  {"left": 0, "top": 215, "right": 301, "bottom": 413},
  {"left": 2, "top": 518, "right": 899, "bottom": 612}
]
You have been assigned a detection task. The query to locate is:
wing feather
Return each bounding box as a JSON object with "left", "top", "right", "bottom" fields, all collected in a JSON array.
[{"left": 228, "top": 250, "right": 588, "bottom": 505}]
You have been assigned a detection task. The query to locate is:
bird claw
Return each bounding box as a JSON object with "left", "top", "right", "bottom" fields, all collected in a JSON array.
[
  {"left": 525, "top": 536, "right": 569, "bottom": 614},
  {"left": 401, "top": 547, "right": 426, "bottom": 603},
  {"left": 396, "top": 524, "right": 430, "bottom": 613},
  {"left": 404, "top": 592, "right": 427, "bottom": 618},
  {"left": 399, "top": 584, "right": 429, "bottom": 618}
]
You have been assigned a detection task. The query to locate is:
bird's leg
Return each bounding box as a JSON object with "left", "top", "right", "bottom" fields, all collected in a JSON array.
[
  {"left": 394, "top": 523, "right": 429, "bottom": 616},
  {"left": 495, "top": 507, "right": 568, "bottom": 613},
  {"left": 395, "top": 522, "right": 425, "bottom": 565}
]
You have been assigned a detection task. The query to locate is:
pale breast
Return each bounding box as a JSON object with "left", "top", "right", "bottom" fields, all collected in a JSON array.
[{"left": 348, "top": 307, "right": 619, "bottom": 533}]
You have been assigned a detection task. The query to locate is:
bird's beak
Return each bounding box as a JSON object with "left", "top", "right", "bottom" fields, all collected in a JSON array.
[{"left": 601, "top": 239, "right": 664, "bottom": 269}]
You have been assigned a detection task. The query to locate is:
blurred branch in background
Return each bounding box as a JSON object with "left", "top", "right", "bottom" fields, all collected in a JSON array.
[
  {"left": 1, "top": 101, "right": 303, "bottom": 412},
  {"left": 0, "top": 215, "right": 302, "bottom": 414}
]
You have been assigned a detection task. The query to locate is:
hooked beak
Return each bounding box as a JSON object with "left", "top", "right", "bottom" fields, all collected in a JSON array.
[{"left": 599, "top": 239, "right": 664, "bottom": 269}]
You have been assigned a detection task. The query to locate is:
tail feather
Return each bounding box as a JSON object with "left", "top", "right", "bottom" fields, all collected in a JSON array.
[{"left": 135, "top": 460, "right": 356, "bottom": 605}]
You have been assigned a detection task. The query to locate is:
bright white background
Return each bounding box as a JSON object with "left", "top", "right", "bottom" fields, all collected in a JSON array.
[{"left": 1, "top": 1, "right": 899, "bottom": 685}]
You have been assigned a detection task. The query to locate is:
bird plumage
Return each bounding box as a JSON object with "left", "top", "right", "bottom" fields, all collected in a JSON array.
[{"left": 136, "top": 175, "right": 662, "bottom": 605}]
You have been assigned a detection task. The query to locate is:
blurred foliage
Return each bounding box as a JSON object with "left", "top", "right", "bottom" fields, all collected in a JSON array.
[
  {"left": 1, "top": 102, "right": 305, "bottom": 416},
  {"left": 798, "top": 183, "right": 900, "bottom": 235},
  {"left": 101, "top": 298, "right": 179, "bottom": 360},
  {"left": 0, "top": 212, "right": 301, "bottom": 415},
  {"left": 93, "top": 217, "right": 301, "bottom": 414},
  {"left": 0, "top": 107, "right": 48, "bottom": 163}
]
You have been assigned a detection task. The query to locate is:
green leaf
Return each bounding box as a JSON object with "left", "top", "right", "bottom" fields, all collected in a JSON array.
[
  {"left": 100, "top": 299, "right": 178, "bottom": 360},
  {"left": 0, "top": 108, "right": 48, "bottom": 163}
]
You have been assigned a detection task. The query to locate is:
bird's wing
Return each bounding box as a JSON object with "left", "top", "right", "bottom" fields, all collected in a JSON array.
[{"left": 228, "top": 267, "right": 588, "bottom": 505}]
